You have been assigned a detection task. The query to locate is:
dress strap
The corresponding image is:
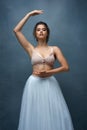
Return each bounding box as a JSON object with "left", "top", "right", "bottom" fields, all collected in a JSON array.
[{"left": 50, "top": 47, "right": 54, "bottom": 53}]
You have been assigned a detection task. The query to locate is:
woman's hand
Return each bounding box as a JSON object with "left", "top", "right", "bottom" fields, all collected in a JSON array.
[
  {"left": 33, "top": 70, "right": 53, "bottom": 78},
  {"left": 29, "top": 10, "right": 44, "bottom": 16}
]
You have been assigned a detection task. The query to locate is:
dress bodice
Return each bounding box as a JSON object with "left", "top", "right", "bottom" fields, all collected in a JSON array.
[{"left": 31, "top": 47, "right": 55, "bottom": 67}]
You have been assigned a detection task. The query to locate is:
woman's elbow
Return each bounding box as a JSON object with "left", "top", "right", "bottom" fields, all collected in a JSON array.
[
  {"left": 13, "top": 27, "right": 20, "bottom": 33},
  {"left": 62, "top": 64, "right": 69, "bottom": 71},
  {"left": 64, "top": 65, "right": 70, "bottom": 71},
  {"left": 13, "top": 28, "right": 17, "bottom": 33}
]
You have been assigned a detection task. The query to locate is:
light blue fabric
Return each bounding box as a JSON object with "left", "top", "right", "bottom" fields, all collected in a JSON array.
[{"left": 18, "top": 75, "right": 74, "bottom": 130}]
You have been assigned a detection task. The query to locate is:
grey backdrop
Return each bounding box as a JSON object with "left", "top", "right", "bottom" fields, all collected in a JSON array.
[{"left": 0, "top": 0, "right": 87, "bottom": 130}]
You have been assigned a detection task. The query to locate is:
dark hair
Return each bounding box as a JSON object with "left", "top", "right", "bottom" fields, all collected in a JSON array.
[{"left": 33, "top": 21, "right": 50, "bottom": 42}]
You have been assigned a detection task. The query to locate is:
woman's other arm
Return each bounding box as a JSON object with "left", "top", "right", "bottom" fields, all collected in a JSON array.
[{"left": 47, "top": 46, "right": 69, "bottom": 75}]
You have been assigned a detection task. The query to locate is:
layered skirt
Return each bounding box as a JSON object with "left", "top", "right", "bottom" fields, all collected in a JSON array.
[{"left": 18, "top": 75, "right": 74, "bottom": 130}]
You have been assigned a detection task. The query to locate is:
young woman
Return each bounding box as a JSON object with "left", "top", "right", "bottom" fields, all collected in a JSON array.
[{"left": 13, "top": 10, "right": 74, "bottom": 130}]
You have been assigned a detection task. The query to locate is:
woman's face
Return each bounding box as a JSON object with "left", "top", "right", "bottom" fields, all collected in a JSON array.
[{"left": 35, "top": 24, "right": 48, "bottom": 41}]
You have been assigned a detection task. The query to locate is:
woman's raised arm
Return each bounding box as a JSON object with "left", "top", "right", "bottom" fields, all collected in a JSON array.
[{"left": 13, "top": 10, "right": 43, "bottom": 55}]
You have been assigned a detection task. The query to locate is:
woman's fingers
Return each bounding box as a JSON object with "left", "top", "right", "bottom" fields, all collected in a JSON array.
[
  {"left": 33, "top": 10, "right": 44, "bottom": 13},
  {"left": 33, "top": 71, "right": 40, "bottom": 75},
  {"left": 30, "top": 10, "right": 44, "bottom": 16},
  {"left": 33, "top": 70, "right": 52, "bottom": 77}
]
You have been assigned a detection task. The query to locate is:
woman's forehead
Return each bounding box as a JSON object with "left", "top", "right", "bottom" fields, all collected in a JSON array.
[{"left": 36, "top": 24, "right": 46, "bottom": 28}]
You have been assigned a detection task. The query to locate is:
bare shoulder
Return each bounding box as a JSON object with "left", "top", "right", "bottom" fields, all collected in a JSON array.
[{"left": 50, "top": 46, "right": 62, "bottom": 54}]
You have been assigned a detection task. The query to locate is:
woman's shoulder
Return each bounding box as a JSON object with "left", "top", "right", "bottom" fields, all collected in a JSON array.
[
  {"left": 49, "top": 45, "right": 60, "bottom": 51},
  {"left": 49, "top": 46, "right": 63, "bottom": 56}
]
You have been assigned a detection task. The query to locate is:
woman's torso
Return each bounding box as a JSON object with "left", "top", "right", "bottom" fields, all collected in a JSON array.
[{"left": 31, "top": 46, "right": 56, "bottom": 72}]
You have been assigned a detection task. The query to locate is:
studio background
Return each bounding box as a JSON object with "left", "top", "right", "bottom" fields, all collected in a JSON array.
[{"left": 0, "top": 0, "right": 87, "bottom": 130}]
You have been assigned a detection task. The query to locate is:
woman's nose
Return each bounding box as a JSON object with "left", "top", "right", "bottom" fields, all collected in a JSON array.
[
  {"left": 40, "top": 29, "right": 43, "bottom": 32},
  {"left": 40, "top": 30, "right": 43, "bottom": 33}
]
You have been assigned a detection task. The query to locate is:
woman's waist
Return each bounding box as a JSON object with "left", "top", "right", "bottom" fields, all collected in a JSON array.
[
  {"left": 32, "top": 63, "right": 53, "bottom": 71},
  {"left": 32, "top": 65, "right": 53, "bottom": 78}
]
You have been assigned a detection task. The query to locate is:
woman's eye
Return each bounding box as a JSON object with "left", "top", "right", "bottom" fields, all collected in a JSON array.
[
  {"left": 36, "top": 28, "right": 47, "bottom": 31},
  {"left": 36, "top": 29, "right": 40, "bottom": 31},
  {"left": 42, "top": 28, "right": 47, "bottom": 31},
  {"left": 43, "top": 29, "right": 46, "bottom": 31}
]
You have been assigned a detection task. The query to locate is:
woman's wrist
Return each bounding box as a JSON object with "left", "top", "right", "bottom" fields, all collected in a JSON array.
[
  {"left": 28, "top": 12, "right": 32, "bottom": 17},
  {"left": 47, "top": 66, "right": 69, "bottom": 75},
  {"left": 46, "top": 69, "right": 55, "bottom": 75}
]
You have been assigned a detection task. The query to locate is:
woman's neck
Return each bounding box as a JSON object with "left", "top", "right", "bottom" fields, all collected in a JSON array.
[{"left": 37, "top": 40, "right": 48, "bottom": 47}]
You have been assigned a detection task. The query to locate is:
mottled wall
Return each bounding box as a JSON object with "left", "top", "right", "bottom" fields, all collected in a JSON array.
[{"left": 0, "top": 0, "right": 87, "bottom": 130}]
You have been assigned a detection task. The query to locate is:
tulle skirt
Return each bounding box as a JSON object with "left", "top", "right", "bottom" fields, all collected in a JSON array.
[{"left": 18, "top": 75, "right": 74, "bottom": 130}]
